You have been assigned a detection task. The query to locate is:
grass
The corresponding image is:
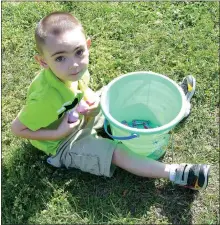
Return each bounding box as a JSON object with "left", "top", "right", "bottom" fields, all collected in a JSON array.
[{"left": 2, "top": 1, "right": 219, "bottom": 224}]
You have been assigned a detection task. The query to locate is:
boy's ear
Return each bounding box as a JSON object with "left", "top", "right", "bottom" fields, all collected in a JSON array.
[
  {"left": 86, "top": 37, "right": 91, "bottom": 49},
  {"left": 34, "top": 55, "right": 49, "bottom": 69}
]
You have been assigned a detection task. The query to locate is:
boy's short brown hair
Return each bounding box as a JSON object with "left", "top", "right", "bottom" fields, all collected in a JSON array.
[{"left": 35, "top": 12, "right": 84, "bottom": 54}]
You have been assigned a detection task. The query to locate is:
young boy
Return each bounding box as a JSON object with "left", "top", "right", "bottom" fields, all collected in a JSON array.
[{"left": 11, "top": 12, "right": 210, "bottom": 191}]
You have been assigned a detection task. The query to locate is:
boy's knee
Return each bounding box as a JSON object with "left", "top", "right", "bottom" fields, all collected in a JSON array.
[{"left": 112, "top": 144, "right": 128, "bottom": 165}]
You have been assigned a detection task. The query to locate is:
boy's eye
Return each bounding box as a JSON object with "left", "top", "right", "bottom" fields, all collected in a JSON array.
[
  {"left": 76, "top": 49, "right": 84, "bottom": 56},
  {"left": 55, "top": 56, "right": 66, "bottom": 62}
]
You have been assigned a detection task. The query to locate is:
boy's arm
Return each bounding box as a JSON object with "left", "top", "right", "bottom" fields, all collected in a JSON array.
[{"left": 11, "top": 113, "right": 80, "bottom": 141}]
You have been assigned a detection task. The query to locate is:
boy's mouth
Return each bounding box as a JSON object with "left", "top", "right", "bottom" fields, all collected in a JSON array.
[
  {"left": 71, "top": 67, "right": 86, "bottom": 76},
  {"left": 71, "top": 72, "right": 79, "bottom": 76},
  {"left": 71, "top": 70, "right": 82, "bottom": 76}
]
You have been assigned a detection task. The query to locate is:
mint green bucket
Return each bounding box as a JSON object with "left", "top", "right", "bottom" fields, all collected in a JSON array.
[{"left": 100, "top": 71, "right": 187, "bottom": 159}]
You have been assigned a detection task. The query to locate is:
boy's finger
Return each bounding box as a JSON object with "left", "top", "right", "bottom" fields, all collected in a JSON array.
[
  {"left": 63, "top": 113, "right": 69, "bottom": 121},
  {"left": 69, "top": 119, "right": 80, "bottom": 128},
  {"left": 84, "top": 103, "right": 100, "bottom": 114}
]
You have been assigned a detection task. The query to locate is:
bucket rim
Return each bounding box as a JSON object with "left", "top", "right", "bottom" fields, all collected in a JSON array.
[{"left": 100, "top": 71, "right": 187, "bottom": 134}]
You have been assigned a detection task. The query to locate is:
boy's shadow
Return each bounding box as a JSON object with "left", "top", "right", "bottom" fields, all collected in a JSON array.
[
  {"left": 49, "top": 167, "right": 197, "bottom": 224},
  {"left": 2, "top": 142, "right": 57, "bottom": 224},
  {"left": 2, "top": 141, "right": 197, "bottom": 224},
  {"left": 63, "top": 170, "right": 197, "bottom": 224}
]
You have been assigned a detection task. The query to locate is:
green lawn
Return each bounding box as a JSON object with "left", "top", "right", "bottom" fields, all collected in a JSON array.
[{"left": 2, "top": 2, "right": 219, "bottom": 224}]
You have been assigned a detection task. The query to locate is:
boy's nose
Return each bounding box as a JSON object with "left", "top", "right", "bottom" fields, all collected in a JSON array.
[{"left": 69, "top": 63, "right": 79, "bottom": 70}]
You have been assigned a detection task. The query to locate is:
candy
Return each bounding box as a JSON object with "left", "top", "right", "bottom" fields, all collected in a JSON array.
[
  {"left": 121, "top": 120, "right": 129, "bottom": 126},
  {"left": 68, "top": 110, "right": 79, "bottom": 123},
  {"left": 121, "top": 119, "right": 152, "bottom": 129}
]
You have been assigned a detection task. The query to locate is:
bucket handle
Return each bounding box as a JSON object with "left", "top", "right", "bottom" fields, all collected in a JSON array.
[{"left": 104, "top": 119, "right": 139, "bottom": 140}]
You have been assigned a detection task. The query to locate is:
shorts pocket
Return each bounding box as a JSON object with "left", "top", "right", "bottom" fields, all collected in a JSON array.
[{"left": 67, "top": 153, "right": 101, "bottom": 176}]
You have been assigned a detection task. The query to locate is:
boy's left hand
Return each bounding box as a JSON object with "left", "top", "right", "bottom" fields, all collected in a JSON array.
[{"left": 81, "top": 98, "right": 100, "bottom": 117}]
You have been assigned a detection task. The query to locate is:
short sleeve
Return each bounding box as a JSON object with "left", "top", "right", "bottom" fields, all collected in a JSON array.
[{"left": 18, "top": 99, "right": 58, "bottom": 131}]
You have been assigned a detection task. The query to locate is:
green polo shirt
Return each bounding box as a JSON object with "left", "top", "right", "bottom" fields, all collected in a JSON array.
[{"left": 18, "top": 69, "right": 89, "bottom": 155}]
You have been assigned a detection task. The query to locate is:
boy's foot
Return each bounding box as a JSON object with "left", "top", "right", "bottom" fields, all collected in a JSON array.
[
  {"left": 180, "top": 75, "right": 196, "bottom": 101},
  {"left": 179, "top": 75, "right": 196, "bottom": 118},
  {"left": 173, "top": 163, "right": 210, "bottom": 190}
]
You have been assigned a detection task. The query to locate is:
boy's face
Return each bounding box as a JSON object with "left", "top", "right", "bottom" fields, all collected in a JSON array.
[{"left": 37, "top": 28, "right": 91, "bottom": 82}]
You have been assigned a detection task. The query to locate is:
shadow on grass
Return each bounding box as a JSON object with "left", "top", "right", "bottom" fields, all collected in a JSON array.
[
  {"left": 2, "top": 142, "right": 52, "bottom": 224},
  {"left": 2, "top": 141, "right": 197, "bottom": 224}
]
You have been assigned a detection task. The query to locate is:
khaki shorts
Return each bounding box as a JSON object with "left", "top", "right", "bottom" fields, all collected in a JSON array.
[{"left": 47, "top": 89, "right": 118, "bottom": 177}]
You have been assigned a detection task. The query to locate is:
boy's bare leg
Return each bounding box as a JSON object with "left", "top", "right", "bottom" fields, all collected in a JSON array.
[
  {"left": 112, "top": 143, "right": 171, "bottom": 179},
  {"left": 111, "top": 143, "right": 210, "bottom": 190}
]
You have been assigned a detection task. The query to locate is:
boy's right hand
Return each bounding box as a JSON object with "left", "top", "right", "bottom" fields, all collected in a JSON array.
[{"left": 56, "top": 113, "right": 80, "bottom": 139}]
